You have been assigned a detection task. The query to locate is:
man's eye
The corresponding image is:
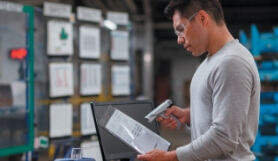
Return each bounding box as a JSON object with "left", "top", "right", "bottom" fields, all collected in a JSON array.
[{"left": 177, "top": 28, "right": 183, "bottom": 32}]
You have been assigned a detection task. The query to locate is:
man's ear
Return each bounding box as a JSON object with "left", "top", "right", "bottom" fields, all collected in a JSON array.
[{"left": 198, "top": 10, "right": 209, "bottom": 26}]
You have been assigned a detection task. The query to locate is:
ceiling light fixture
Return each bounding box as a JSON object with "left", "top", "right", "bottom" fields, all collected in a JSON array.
[{"left": 103, "top": 19, "right": 117, "bottom": 30}]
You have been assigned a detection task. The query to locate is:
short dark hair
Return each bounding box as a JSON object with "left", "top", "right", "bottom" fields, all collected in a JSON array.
[{"left": 164, "top": 0, "right": 225, "bottom": 25}]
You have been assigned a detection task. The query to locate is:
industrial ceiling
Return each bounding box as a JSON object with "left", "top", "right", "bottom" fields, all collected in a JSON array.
[{"left": 9, "top": 0, "right": 278, "bottom": 40}]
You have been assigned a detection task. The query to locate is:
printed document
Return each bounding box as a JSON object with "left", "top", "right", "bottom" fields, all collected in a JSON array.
[{"left": 99, "top": 105, "right": 170, "bottom": 154}]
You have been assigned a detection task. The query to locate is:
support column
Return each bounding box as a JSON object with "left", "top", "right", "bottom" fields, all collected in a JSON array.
[{"left": 142, "top": 0, "right": 154, "bottom": 100}]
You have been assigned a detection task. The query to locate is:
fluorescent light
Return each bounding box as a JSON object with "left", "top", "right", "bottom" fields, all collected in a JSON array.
[{"left": 104, "top": 20, "right": 117, "bottom": 30}]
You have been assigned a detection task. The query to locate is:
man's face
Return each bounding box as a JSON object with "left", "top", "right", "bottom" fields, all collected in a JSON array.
[{"left": 172, "top": 10, "right": 207, "bottom": 56}]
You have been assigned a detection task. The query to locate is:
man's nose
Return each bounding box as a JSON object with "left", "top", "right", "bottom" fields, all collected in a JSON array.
[{"left": 177, "top": 36, "right": 185, "bottom": 44}]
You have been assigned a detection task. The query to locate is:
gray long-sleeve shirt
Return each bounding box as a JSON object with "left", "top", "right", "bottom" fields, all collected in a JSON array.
[{"left": 176, "top": 39, "right": 260, "bottom": 161}]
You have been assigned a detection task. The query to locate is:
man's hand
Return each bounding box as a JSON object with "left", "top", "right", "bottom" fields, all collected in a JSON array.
[
  {"left": 137, "top": 149, "right": 178, "bottom": 161},
  {"left": 156, "top": 106, "right": 190, "bottom": 129}
]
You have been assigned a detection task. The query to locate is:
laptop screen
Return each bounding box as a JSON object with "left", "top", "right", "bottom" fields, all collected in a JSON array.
[{"left": 90, "top": 100, "right": 160, "bottom": 160}]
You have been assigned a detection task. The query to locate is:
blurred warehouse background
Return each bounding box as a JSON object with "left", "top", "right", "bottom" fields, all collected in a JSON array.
[{"left": 0, "top": 0, "right": 278, "bottom": 161}]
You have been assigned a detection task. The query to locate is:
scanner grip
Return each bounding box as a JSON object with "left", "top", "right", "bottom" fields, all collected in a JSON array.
[{"left": 160, "top": 113, "right": 181, "bottom": 130}]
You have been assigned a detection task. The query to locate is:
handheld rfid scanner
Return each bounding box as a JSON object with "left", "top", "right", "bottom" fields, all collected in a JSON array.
[{"left": 145, "top": 99, "right": 181, "bottom": 130}]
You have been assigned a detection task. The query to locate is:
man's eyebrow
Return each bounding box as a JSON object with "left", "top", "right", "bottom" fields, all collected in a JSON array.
[{"left": 176, "top": 24, "right": 182, "bottom": 29}]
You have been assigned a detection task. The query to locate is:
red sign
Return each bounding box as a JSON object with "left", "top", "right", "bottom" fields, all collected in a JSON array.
[{"left": 10, "top": 48, "right": 27, "bottom": 60}]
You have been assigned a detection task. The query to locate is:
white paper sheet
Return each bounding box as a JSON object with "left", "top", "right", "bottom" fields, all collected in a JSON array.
[
  {"left": 111, "top": 30, "right": 129, "bottom": 60},
  {"left": 80, "top": 103, "right": 96, "bottom": 135},
  {"left": 79, "top": 26, "right": 100, "bottom": 59},
  {"left": 104, "top": 107, "right": 170, "bottom": 154},
  {"left": 49, "top": 63, "right": 74, "bottom": 97},
  {"left": 47, "top": 20, "right": 73, "bottom": 55},
  {"left": 80, "top": 63, "right": 101, "bottom": 95},
  {"left": 111, "top": 65, "right": 130, "bottom": 95},
  {"left": 49, "top": 103, "right": 73, "bottom": 138},
  {"left": 11, "top": 81, "right": 26, "bottom": 107},
  {"left": 81, "top": 141, "right": 103, "bottom": 161}
]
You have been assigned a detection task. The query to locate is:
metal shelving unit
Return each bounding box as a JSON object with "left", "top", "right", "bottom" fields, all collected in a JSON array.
[{"left": 240, "top": 24, "right": 278, "bottom": 161}]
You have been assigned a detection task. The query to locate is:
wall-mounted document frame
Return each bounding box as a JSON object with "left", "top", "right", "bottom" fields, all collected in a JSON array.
[
  {"left": 80, "top": 63, "right": 101, "bottom": 96},
  {"left": 49, "top": 62, "right": 74, "bottom": 98},
  {"left": 77, "top": 6, "right": 101, "bottom": 23},
  {"left": 43, "top": 2, "right": 71, "bottom": 19},
  {"left": 111, "top": 65, "right": 130, "bottom": 96},
  {"left": 111, "top": 30, "right": 129, "bottom": 60},
  {"left": 47, "top": 20, "right": 73, "bottom": 56},
  {"left": 49, "top": 103, "right": 73, "bottom": 138},
  {"left": 80, "top": 103, "right": 97, "bottom": 135},
  {"left": 99, "top": 105, "right": 170, "bottom": 154},
  {"left": 107, "top": 11, "right": 129, "bottom": 26},
  {"left": 0, "top": 3, "right": 34, "bottom": 157},
  {"left": 79, "top": 26, "right": 100, "bottom": 59}
]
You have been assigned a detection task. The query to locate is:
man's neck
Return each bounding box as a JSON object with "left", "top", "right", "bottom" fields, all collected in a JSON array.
[{"left": 207, "top": 24, "right": 234, "bottom": 55}]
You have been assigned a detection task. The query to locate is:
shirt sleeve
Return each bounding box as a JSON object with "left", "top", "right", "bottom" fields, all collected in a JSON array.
[{"left": 176, "top": 56, "right": 254, "bottom": 161}]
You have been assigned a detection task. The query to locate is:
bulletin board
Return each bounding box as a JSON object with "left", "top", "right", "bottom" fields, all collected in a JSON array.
[{"left": 32, "top": 5, "right": 132, "bottom": 159}]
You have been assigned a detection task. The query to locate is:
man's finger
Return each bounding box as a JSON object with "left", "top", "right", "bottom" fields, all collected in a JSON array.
[
  {"left": 137, "top": 154, "right": 149, "bottom": 161},
  {"left": 156, "top": 116, "right": 164, "bottom": 122}
]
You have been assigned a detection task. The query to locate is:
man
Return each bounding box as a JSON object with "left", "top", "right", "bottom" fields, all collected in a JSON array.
[{"left": 137, "top": 0, "right": 260, "bottom": 160}]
